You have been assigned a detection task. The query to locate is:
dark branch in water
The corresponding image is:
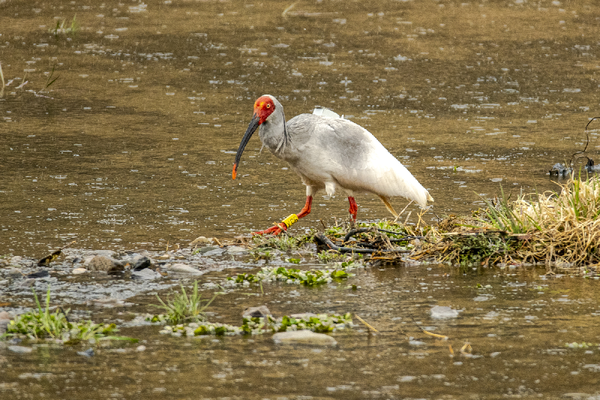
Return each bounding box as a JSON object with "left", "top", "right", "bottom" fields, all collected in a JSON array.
[
  {"left": 342, "top": 228, "right": 422, "bottom": 243},
  {"left": 569, "top": 116, "right": 600, "bottom": 166},
  {"left": 315, "top": 233, "right": 411, "bottom": 254}
]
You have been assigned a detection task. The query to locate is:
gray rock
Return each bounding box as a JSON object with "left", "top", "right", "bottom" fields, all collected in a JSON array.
[
  {"left": 132, "top": 268, "right": 162, "bottom": 280},
  {"left": 8, "top": 345, "right": 33, "bottom": 354},
  {"left": 242, "top": 306, "right": 271, "bottom": 319},
  {"left": 168, "top": 263, "right": 202, "bottom": 275},
  {"left": 72, "top": 268, "right": 87, "bottom": 275},
  {"left": 131, "top": 255, "right": 151, "bottom": 271},
  {"left": 77, "top": 348, "right": 94, "bottom": 357},
  {"left": 87, "top": 256, "right": 123, "bottom": 273},
  {"left": 193, "top": 246, "right": 219, "bottom": 255},
  {"left": 273, "top": 330, "right": 337, "bottom": 346}
]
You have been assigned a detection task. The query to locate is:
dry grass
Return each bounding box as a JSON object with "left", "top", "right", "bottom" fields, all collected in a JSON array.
[{"left": 413, "top": 176, "right": 600, "bottom": 272}]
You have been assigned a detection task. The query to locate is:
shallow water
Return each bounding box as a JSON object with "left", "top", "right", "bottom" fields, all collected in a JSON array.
[
  {"left": 2, "top": 0, "right": 599, "bottom": 255},
  {"left": 2, "top": 260, "right": 600, "bottom": 399},
  {"left": 2, "top": 0, "right": 600, "bottom": 398}
]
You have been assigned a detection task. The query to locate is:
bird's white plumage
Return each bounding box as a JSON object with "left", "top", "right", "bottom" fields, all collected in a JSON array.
[{"left": 256, "top": 95, "right": 433, "bottom": 211}]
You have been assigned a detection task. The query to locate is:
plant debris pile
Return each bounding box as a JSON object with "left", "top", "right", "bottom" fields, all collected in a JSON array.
[{"left": 413, "top": 176, "right": 600, "bottom": 272}]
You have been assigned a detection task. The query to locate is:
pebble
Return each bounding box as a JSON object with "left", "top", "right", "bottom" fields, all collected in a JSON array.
[
  {"left": 8, "top": 345, "right": 33, "bottom": 354},
  {"left": 132, "top": 268, "right": 162, "bottom": 280},
  {"left": 132, "top": 255, "right": 151, "bottom": 271},
  {"left": 272, "top": 330, "right": 337, "bottom": 346},
  {"left": 86, "top": 256, "right": 123, "bottom": 273},
  {"left": 136, "top": 345, "right": 146, "bottom": 352},
  {"left": 72, "top": 268, "right": 87, "bottom": 275},
  {"left": 168, "top": 263, "right": 203, "bottom": 275},
  {"left": 242, "top": 306, "right": 271, "bottom": 318},
  {"left": 77, "top": 348, "right": 95, "bottom": 357},
  {"left": 0, "top": 311, "right": 12, "bottom": 335},
  {"left": 194, "top": 246, "right": 219, "bottom": 254}
]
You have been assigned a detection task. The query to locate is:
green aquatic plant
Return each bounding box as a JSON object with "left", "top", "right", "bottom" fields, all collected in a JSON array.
[
  {"left": 50, "top": 15, "right": 80, "bottom": 37},
  {"left": 317, "top": 250, "right": 350, "bottom": 264},
  {"left": 4, "top": 287, "right": 134, "bottom": 343},
  {"left": 249, "top": 247, "right": 273, "bottom": 262},
  {"left": 228, "top": 264, "right": 358, "bottom": 287},
  {"left": 159, "top": 313, "right": 353, "bottom": 337},
  {"left": 152, "top": 281, "right": 218, "bottom": 324}
]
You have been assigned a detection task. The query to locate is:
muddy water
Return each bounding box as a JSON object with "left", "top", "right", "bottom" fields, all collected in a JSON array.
[
  {"left": 2, "top": 0, "right": 599, "bottom": 254},
  {"left": 3, "top": 263, "right": 600, "bottom": 399},
  {"left": 2, "top": 0, "right": 600, "bottom": 398}
]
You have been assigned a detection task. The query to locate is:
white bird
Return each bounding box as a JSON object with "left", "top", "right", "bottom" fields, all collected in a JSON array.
[{"left": 232, "top": 95, "right": 433, "bottom": 235}]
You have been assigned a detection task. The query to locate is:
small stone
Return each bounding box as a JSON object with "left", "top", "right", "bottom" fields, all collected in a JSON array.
[
  {"left": 8, "top": 345, "right": 33, "bottom": 354},
  {"left": 242, "top": 306, "right": 271, "bottom": 319},
  {"left": 72, "top": 268, "right": 87, "bottom": 275},
  {"left": 0, "top": 311, "right": 12, "bottom": 335},
  {"left": 132, "top": 268, "right": 162, "bottom": 280},
  {"left": 273, "top": 330, "right": 337, "bottom": 346},
  {"left": 136, "top": 345, "right": 146, "bottom": 352},
  {"left": 87, "top": 256, "right": 123, "bottom": 273},
  {"left": 168, "top": 263, "right": 202, "bottom": 275},
  {"left": 132, "top": 255, "right": 151, "bottom": 271},
  {"left": 194, "top": 246, "right": 219, "bottom": 255},
  {"left": 77, "top": 348, "right": 94, "bottom": 357}
]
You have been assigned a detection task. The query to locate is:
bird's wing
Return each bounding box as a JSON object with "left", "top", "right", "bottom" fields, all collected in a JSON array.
[{"left": 286, "top": 115, "right": 432, "bottom": 207}]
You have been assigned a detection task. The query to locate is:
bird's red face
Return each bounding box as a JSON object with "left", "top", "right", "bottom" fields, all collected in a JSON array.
[
  {"left": 232, "top": 95, "right": 276, "bottom": 180},
  {"left": 253, "top": 96, "right": 276, "bottom": 124}
]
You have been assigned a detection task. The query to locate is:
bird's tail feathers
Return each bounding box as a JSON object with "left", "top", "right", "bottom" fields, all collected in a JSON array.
[{"left": 379, "top": 196, "right": 399, "bottom": 218}]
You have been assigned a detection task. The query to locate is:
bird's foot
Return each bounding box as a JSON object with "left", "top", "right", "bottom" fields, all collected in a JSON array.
[
  {"left": 251, "top": 214, "right": 299, "bottom": 236},
  {"left": 251, "top": 223, "right": 286, "bottom": 236}
]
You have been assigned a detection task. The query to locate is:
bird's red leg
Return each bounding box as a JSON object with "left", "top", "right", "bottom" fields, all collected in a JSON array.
[
  {"left": 252, "top": 196, "right": 313, "bottom": 236},
  {"left": 348, "top": 196, "right": 358, "bottom": 222}
]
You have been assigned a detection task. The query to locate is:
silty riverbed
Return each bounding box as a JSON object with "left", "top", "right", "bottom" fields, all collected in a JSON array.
[{"left": 1, "top": 0, "right": 600, "bottom": 398}]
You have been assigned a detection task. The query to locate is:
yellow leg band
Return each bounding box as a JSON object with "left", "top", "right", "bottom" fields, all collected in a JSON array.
[{"left": 281, "top": 214, "right": 299, "bottom": 229}]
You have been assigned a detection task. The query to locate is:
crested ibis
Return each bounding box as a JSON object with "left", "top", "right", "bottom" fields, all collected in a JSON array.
[{"left": 233, "top": 95, "right": 433, "bottom": 235}]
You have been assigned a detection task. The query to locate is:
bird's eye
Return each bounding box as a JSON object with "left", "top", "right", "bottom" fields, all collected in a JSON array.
[{"left": 266, "top": 104, "right": 271, "bottom": 108}]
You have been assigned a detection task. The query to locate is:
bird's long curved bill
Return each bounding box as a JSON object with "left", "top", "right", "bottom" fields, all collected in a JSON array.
[{"left": 232, "top": 114, "right": 260, "bottom": 180}]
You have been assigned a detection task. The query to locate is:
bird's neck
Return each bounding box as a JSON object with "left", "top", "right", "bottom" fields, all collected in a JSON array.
[{"left": 259, "top": 112, "right": 289, "bottom": 155}]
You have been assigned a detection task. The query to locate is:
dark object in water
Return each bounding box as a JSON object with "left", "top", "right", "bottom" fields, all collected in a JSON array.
[
  {"left": 77, "top": 348, "right": 95, "bottom": 357},
  {"left": 26, "top": 270, "right": 50, "bottom": 279},
  {"left": 38, "top": 240, "right": 76, "bottom": 267},
  {"left": 38, "top": 249, "right": 62, "bottom": 267},
  {"left": 132, "top": 256, "right": 151, "bottom": 271},
  {"left": 242, "top": 306, "right": 271, "bottom": 319},
  {"left": 549, "top": 163, "right": 573, "bottom": 177}
]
